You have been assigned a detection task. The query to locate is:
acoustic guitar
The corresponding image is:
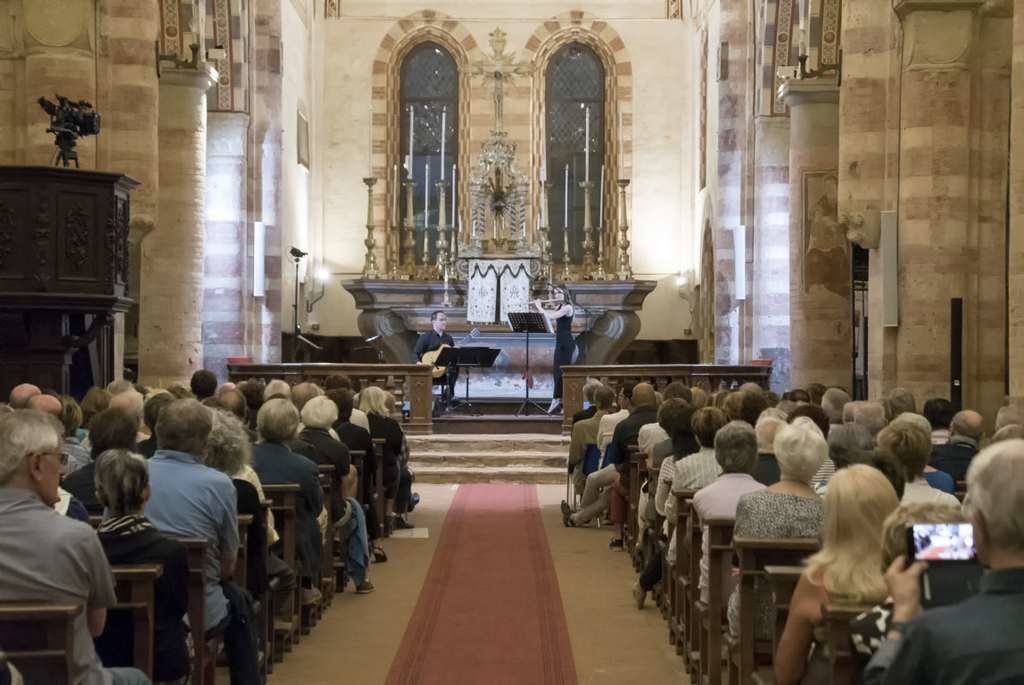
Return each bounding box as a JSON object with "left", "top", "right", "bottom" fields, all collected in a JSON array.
[{"left": 419, "top": 328, "right": 481, "bottom": 379}]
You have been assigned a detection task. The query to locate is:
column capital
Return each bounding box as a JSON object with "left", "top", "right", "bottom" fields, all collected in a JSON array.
[
  {"left": 893, "top": 0, "right": 985, "bottom": 18},
  {"left": 778, "top": 77, "right": 840, "bottom": 107},
  {"left": 160, "top": 63, "right": 218, "bottom": 91}
]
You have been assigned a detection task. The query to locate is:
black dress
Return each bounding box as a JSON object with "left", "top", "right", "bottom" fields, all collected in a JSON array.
[{"left": 553, "top": 310, "right": 575, "bottom": 400}]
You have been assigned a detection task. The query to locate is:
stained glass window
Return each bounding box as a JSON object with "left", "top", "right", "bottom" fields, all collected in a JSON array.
[
  {"left": 545, "top": 42, "right": 605, "bottom": 264},
  {"left": 400, "top": 42, "right": 459, "bottom": 265}
]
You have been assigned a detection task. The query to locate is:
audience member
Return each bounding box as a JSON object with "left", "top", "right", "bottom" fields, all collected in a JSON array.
[
  {"left": 80, "top": 386, "right": 112, "bottom": 432},
  {"left": 63, "top": 407, "right": 139, "bottom": 513},
  {"left": 692, "top": 421, "right": 766, "bottom": 603},
  {"left": 106, "top": 379, "right": 135, "bottom": 396},
  {"left": 727, "top": 420, "right": 825, "bottom": 640},
  {"left": 844, "top": 400, "right": 888, "bottom": 437},
  {"left": 597, "top": 382, "right": 635, "bottom": 449},
  {"left": 26, "top": 393, "right": 61, "bottom": 415},
  {"left": 608, "top": 383, "right": 658, "bottom": 468},
  {"left": 8, "top": 383, "right": 41, "bottom": 409},
  {"left": 300, "top": 396, "right": 354, "bottom": 513},
  {"left": 0, "top": 411, "right": 149, "bottom": 685},
  {"left": 752, "top": 414, "right": 786, "bottom": 486},
  {"left": 58, "top": 395, "right": 91, "bottom": 475},
  {"left": 876, "top": 419, "right": 960, "bottom": 507},
  {"left": 690, "top": 386, "right": 708, "bottom": 409},
  {"left": 994, "top": 404, "right": 1021, "bottom": 433},
  {"left": 137, "top": 392, "right": 173, "bottom": 458},
  {"left": 146, "top": 399, "right": 260, "bottom": 683},
  {"left": 787, "top": 404, "right": 830, "bottom": 438},
  {"left": 572, "top": 379, "right": 603, "bottom": 425},
  {"left": 930, "top": 409, "right": 983, "bottom": 483},
  {"left": 252, "top": 398, "right": 325, "bottom": 602},
  {"left": 189, "top": 369, "right": 219, "bottom": 401},
  {"left": 894, "top": 412, "right": 957, "bottom": 493},
  {"left": 773, "top": 465, "right": 900, "bottom": 684},
  {"left": 863, "top": 440, "right": 1024, "bottom": 684},
  {"left": 806, "top": 383, "right": 827, "bottom": 406},
  {"left": 738, "top": 390, "right": 769, "bottom": 428},
  {"left": 291, "top": 382, "right": 323, "bottom": 412},
  {"left": 866, "top": 451, "right": 907, "bottom": 500},
  {"left": 568, "top": 385, "right": 615, "bottom": 495},
  {"left": 360, "top": 386, "right": 409, "bottom": 532},
  {"left": 826, "top": 423, "right": 873, "bottom": 472},
  {"left": 922, "top": 397, "right": 955, "bottom": 445},
  {"left": 672, "top": 407, "right": 729, "bottom": 490},
  {"left": 263, "top": 379, "right": 292, "bottom": 402},
  {"left": 93, "top": 449, "right": 190, "bottom": 683},
  {"left": 217, "top": 387, "right": 250, "bottom": 425},
  {"left": 821, "top": 387, "right": 851, "bottom": 427},
  {"left": 991, "top": 423, "right": 1024, "bottom": 443},
  {"left": 109, "top": 390, "right": 146, "bottom": 443},
  {"left": 886, "top": 387, "right": 916, "bottom": 416},
  {"left": 723, "top": 391, "right": 745, "bottom": 423},
  {"left": 237, "top": 379, "right": 265, "bottom": 429}
]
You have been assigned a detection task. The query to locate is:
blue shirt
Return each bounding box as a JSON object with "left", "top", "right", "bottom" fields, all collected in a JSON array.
[
  {"left": 923, "top": 469, "right": 955, "bottom": 494},
  {"left": 145, "top": 449, "right": 239, "bottom": 629}
]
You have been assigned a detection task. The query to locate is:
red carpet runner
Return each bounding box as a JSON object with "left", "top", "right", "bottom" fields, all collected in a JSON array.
[{"left": 386, "top": 484, "right": 577, "bottom": 684}]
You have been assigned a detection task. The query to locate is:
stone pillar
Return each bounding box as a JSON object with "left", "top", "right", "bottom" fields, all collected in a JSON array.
[
  {"left": 752, "top": 115, "right": 791, "bottom": 391},
  {"left": 139, "top": 65, "right": 217, "bottom": 386},
  {"left": 779, "top": 78, "right": 849, "bottom": 389},
  {"left": 1011, "top": 0, "right": 1024, "bottom": 405},
  {"left": 203, "top": 112, "right": 251, "bottom": 378},
  {"left": 891, "top": 0, "right": 985, "bottom": 406}
]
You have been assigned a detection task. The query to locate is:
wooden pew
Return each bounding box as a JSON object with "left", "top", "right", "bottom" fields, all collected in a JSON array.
[
  {"left": 669, "top": 490, "right": 696, "bottom": 652},
  {"left": 317, "top": 465, "right": 337, "bottom": 607},
  {"left": 764, "top": 565, "right": 805, "bottom": 658},
  {"left": 0, "top": 603, "right": 81, "bottom": 682},
  {"left": 694, "top": 516, "right": 735, "bottom": 685},
  {"left": 625, "top": 446, "right": 643, "bottom": 565},
  {"left": 176, "top": 538, "right": 221, "bottom": 685},
  {"left": 822, "top": 601, "right": 875, "bottom": 685},
  {"left": 340, "top": 449, "right": 367, "bottom": 589},
  {"left": 955, "top": 480, "right": 967, "bottom": 503},
  {"left": 727, "top": 538, "right": 818, "bottom": 685},
  {"left": 258, "top": 502, "right": 276, "bottom": 675},
  {"left": 372, "top": 437, "right": 386, "bottom": 538},
  {"left": 262, "top": 484, "right": 301, "bottom": 656},
  {"left": 110, "top": 564, "right": 163, "bottom": 679},
  {"left": 235, "top": 515, "right": 252, "bottom": 592}
]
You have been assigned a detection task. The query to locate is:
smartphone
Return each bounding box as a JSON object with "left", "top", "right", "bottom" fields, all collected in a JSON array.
[
  {"left": 906, "top": 522, "right": 982, "bottom": 608},
  {"left": 907, "top": 522, "right": 976, "bottom": 562}
]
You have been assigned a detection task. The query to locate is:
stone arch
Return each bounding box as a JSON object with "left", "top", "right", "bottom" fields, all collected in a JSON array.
[
  {"left": 370, "top": 11, "right": 485, "bottom": 263},
  {"left": 523, "top": 11, "right": 633, "bottom": 248}
]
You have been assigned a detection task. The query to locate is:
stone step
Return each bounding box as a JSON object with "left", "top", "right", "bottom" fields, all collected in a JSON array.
[
  {"left": 408, "top": 433, "right": 569, "bottom": 455},
  {"left": 410, "top": 451, "right": 567, "bottom": 469},
  {"left": 411, "top": 464, "right": 567, "bottom": 484}
]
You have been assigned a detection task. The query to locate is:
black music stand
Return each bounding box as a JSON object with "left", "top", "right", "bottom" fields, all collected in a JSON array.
[
  {"left": 452, "top": 347, "right": 501, "bottom": 416},
  {"left": 434, "top": 346, "right": 459, "bottom": 410},
  {"left": 508, "top": 311, "right": 549, "bottom": 416}
]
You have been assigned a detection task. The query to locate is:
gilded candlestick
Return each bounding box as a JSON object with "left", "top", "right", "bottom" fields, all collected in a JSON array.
[
  {"left": 539, "top": 181, "right": 552, "bottom": 283},
  {"left": 616, "top": 179, "right": 633, "bottom": 280},
  {"left": 402, "top": 176, "right": 416, "bottom": 276},
  {"left": 435, "top": 179, "right": 450, "bottom": 279},
  {"left": 579, "top": 180, "right": 596, "bottom": 276},
  {"left": 362, "top": 177, "right": 380, "bottom": 278}
]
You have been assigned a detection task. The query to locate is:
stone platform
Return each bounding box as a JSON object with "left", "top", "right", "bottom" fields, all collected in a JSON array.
[{"left": 408, "top": 432, "right": 569, "bottom": 485}]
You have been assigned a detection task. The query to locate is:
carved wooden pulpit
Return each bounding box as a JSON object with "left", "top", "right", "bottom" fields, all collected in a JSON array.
[{"left": 0, "top": 166, "right": 136, "bottom": 396}]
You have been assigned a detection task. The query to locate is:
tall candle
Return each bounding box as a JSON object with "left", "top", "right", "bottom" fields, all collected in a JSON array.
[
  {"left": 440, "top": 107, "right": 447, "bottom": 180},
  {"left": 584, "top": 105, "right": 591, "bottom": 182},
  {"left": 451, "top": 164, "right": 457, "bottom": 224},
  {"left": 391, "top": 163, "right": 399, "bottom": 226},
  {"left": 408, "top": 105, "right": 415, "bottom": 177},
  {"left": 563, "top": 164, "right": 569, "bottom": 229},
  {"left": 368, "top": 105, "right": 374, "bottom": 175},
  {"left": 618, "top": 111, "right": 625, "bottom": 178},
  {"left": 540, "top": 156, "right": 547, "bottom": 183},
  {"left": 424, "top": 161, "right": 430, "bottom": 228},
  {"left": 598, "top": 164, "right": 605, "bottom": 228}
]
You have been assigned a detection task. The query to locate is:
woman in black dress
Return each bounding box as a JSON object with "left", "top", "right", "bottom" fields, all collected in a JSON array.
[{"left": 534, "top": 285, "right": 576, "bottom": 415}]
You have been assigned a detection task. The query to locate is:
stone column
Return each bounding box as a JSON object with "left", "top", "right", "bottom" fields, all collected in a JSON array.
[
  {"left": 203, "top": 112, "right": 251, "bottom": 378},
  {"left": 138, "top": 65, "right": 217, "bottom": 386},
  {"left": 891, "top": 0, "right": 985, "bottom": 406},
  {"left": 779, "top": 78, "right": 849, "bottom": 389},
  {"left": 752, "top": 115, "right": 791, "bottom": 391},
  {"left": 1011, "top": 0, "right": 1024, "bottom": 406}
]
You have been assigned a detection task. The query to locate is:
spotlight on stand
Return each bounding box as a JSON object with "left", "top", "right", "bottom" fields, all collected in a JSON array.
[{"left": 289, "top": 246, "right": 308, "bottom": 259}]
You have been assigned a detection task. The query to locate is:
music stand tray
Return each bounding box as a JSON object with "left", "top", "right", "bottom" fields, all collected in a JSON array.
[
  {"left": 452, "top": 347, "right": 500, "bottom": 416},
  {"left": 507, "top": 311, "right": 549, "bottom": 416}
]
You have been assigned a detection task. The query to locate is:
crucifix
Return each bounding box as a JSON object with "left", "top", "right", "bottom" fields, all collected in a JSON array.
[{"left": 472, "top": 28, "right": 533, "bottom": 134}]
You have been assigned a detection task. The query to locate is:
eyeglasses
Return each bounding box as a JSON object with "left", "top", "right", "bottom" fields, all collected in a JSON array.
[{"left": 30, "top": 450, "right": 68, "bottom": 467}]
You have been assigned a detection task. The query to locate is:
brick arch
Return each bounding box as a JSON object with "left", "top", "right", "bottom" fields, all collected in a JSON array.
[
  {"left": 522, "top": 11, "right": 633, "bottom": 263},
  {"left": 370, "top": 11, "right": 485, "bottom": 269}
]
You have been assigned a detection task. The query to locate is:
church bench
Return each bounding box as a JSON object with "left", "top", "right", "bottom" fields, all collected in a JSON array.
[
  {"left": 675, "top": 493, "right": 703, "bottom": 669},
  {"left": 625, "top": 446, "right": 643, "bottom": 563},
  {"left": 110, "top": 563, "right": 163, "bottom": 679},
  {"left": 263, "top": 484, "right": 301, "bottom": 656},
  {"left": 764, "top": 565, "right": 805, "bottom": 658},
  {"left": 560, "top": 364, "right": 772, "bottom": 434},
  {"left": 821, "top": 601, "right": 875, "bottom": 685},
  {"left": 317, "top": 465, "right": 337, "bottom": 606},
  {"left": 231, "top": 513, "right": 270, "bottom": 675},
  {"left": 0, "top": 603, "right": 81, "bottom": 682},
  {"left": 372, "top": 437, "right": 387, "bottom": 538},
  {"left": 669, "top": 490, "right": 696, "bottom": 652},
  {"left": 226, "top": 363, "right": 434, "bottom": 434},
  {"left": 235, "top": 515, "right": 252, "bottom": 591},
  {"left": 175, "top": 538, "right": 220, "bottom": 685},
  {"left": 694, "top": 516, "right": 735, "bottom": 685},
  {"left": 726, "top": 538, "right": 819, "bottom": 685}
]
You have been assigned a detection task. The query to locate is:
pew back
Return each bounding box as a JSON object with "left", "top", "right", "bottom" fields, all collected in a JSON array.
[
  {"left": 0, "top": 603, "right": 81, "bottom": 683},
  {"left": 110, "top": 564, "right": 163, "bottom": 679}
]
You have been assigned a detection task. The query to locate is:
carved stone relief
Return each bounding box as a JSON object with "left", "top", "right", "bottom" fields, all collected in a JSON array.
[{"left": 23, "top": 0, "right": 93, "bottom": 52}]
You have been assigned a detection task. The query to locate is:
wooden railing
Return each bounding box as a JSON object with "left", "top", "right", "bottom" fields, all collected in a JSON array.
[
  {"left": 227, "top": 363, "right": 434, "bottom": 434},
  {"left": 561, "top": 364, "right": 772, "bottom": 433}
]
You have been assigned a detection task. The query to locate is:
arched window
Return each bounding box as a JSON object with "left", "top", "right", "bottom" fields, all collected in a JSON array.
[
  {"left": 399, "top": 42, "right": 459, "bottom": 265},
  {"left": 544, "top": 42, "right": 605, "bottom": 264}
]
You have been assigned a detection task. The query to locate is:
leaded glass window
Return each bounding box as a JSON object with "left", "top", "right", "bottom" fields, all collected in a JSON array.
[
  {"left": 400, "top": 42, "right": 459, "bottom": 264},
  {"left": 545, "top": 42, "right": 605, "bottom": 264}
]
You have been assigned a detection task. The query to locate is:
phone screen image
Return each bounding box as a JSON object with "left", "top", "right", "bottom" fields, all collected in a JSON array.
[{"left": 911, "top": 523, "right": 975, "bottom": 561}]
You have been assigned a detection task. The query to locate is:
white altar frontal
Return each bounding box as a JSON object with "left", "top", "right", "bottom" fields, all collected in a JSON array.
[{"left": 466, "top": 258, "right": 532, "bottom": 325}]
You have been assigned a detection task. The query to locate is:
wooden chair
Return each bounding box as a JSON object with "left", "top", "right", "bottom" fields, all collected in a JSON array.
[
  {"left": 764, "top": 565, "right": 806, "bottom": 657},
  {"left": 263, "top": 484, "right": 301, "bottom": 656},
  {"left": 694, "top": 516, "right": 735, "bottom": 685},
  {"left": 727, "top": 538, "right": 818, "bottom": 685},
  {"left": 110, "top": 564, "right": 163, "bottom": 679},
  {"left": 372, "top": 437, "right": 386, "bottom": 538},
  {"left": 0, "top": 603, "right": 81, "bottom": 682},
  {"left": 669, "top": 490, "right": 696, "bottom": 652},
  {"left": 822, "top": 601, "right": 875, "bottom": 685},
  {"left": 176, "top": 538, "right": 221, "bottom": 685}
]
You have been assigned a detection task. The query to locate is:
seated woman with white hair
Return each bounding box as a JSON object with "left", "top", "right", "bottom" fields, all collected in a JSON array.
[
  {"left": 359, "top": 386, "right": 409, "bottom": 532},
  {"left": 727, "top": 418, "right": 826, "bottom": 641}
]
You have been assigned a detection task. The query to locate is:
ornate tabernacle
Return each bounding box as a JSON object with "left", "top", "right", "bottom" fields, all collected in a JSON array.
[{"left": 0, "top": 166, "right": 136, "bottom": 396}]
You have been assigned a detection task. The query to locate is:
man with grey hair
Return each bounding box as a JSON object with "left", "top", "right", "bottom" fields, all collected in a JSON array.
[
  {"left": 995, "top": 404, "right": 1021, "bottom": 434},
  {"left": 692, "top": 421, "right": 766, "bottom": 602},
  {"left": 821, "top": 387, "right": 851, "bottom": 428},
  {"left": 110, "top": 390, "right": 147, "bottom": 443},
  {"left": 931, "top": 409, "right": 984, "bottom": 483},
  {"left": 572, "top": 379, "right": 604, "bottom": 425},
  {"left": 844, "top": 400, "right": 888, "bottom": 437},
  {"left": 887, "top": 387, "right": 916, "bottom": 416},
  {"left": 864, "top": 439, "right": 1024, "bottom": 684},
  {"left": 146, "top": 399, "right": 260, "bottom": 683},
  {"left": 0, "top": 411, "right": 149, "bottom": 685},
  {"left": 7, "top": 382, "right": 40, "bottom": 409}
]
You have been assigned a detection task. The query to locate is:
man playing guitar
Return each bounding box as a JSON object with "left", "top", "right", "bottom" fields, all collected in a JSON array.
[{"left": 413, "top": 311, "right": 458, "bottom": 409}]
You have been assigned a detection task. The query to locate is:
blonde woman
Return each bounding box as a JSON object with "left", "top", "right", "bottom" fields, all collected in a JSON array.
[
  {"left": 773, "top": 464, "right": 901, "bottom": 685},
  {"left": 360, "top": 386, "right": 406, "bottom": 532}
]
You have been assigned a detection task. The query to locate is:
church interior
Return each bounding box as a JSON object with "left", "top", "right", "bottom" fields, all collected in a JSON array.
[{"left": 2, "top": 0, "right": 1024, "bottom": 683}]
